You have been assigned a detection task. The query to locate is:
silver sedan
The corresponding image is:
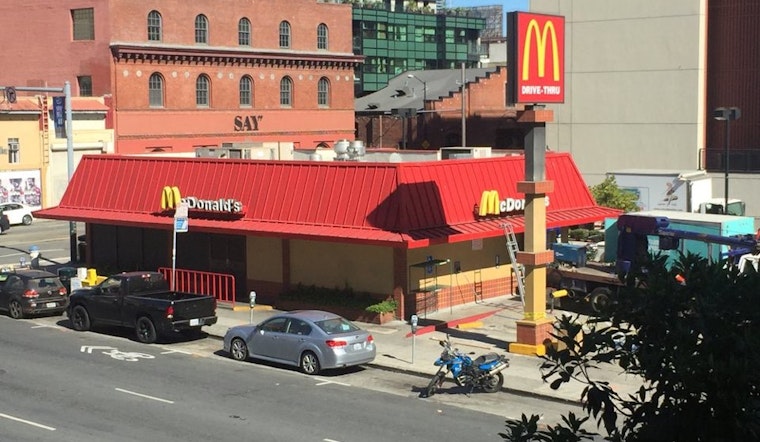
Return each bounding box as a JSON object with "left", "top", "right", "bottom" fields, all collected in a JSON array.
[{"left": 223, "top": 310, "right": 376, "bottom": 375}]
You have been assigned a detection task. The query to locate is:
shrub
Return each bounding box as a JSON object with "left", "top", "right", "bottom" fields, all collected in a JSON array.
[{"left": 365, "top": 299, "right": 398, "bottom": 314}]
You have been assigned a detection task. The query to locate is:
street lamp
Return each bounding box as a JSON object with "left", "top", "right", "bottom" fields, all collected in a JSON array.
[
  {"left": 407, "top": 74, "right": 427, "bottom": 142},
  {"left": 713, "top": 106, "right": 741, "bottom": 214}
]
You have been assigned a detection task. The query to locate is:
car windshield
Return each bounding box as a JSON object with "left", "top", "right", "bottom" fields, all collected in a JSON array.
[
  {"left": 28, "top": 277, "right": 63, "bottom": 290},
  {"left": 314, "top": 317, "right": 360, "bottom": 335}
]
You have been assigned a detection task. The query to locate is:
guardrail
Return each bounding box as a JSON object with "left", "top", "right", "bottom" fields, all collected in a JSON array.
[{"left": 157, "top": 267, "right": 236, "bottom": 309}]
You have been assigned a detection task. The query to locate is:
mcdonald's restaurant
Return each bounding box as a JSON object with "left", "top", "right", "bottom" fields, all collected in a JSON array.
[{"left": 35, "top": 153, "right": 618, "bottom": 318}]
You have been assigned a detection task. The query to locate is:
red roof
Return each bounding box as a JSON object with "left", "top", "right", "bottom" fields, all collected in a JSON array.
[{"left": 35, "top": 153, "right": 620, "bottom": 248}]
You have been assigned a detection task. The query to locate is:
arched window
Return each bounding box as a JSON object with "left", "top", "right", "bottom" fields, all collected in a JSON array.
[
  {"left": 196, "top": 74, "right": 210, "bottom": 107},
  {"left": 147, "top": 11, "right": 162, "bottom": 42},
  {"left": 148, "top": 73, "right": 164, "bottom": 107},
  {"left": 317, "top": 23, "right": 328, "bottom": 50},
  {"left": 195, "top": 14, "right": 208, "bottom": 44},
  {"left": 317, "top": 77, "right": 330, "bottom": 107},
  {"left": 238, "top": 18, "right": 251, "bottom": 46},
  {"left": 280, "top": 76, "right": 292, "bottom": 107},
  {"left": 279, "top": 21, "right": 291, "bottom": 48},
  {"left": 239, "top": 75, "right": 253, "bottom": 106}
]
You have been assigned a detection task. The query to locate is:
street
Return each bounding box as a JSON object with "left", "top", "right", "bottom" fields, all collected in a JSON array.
[
  {"left": 0, "top": 219, "right": 79, "bottom": 269},
  {"left": 0, "top": 313, "right": 585, "bottom": 441}
]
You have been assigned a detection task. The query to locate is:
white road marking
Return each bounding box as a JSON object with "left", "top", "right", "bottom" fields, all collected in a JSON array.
[
  {"left": 323, "top": 439, "right": 341, "bottom": 442},
  {"left": 31, "top": 325, "right": 56, "bottom": 329},
  {"left": 0, "top": 412, "right": 56, "bottom": 431},
  {"left": 160, "top": 349, "right": 192, "bottom": 355},
  {"left": 115, "top": 388, "right": 174, "bottom": 404},
  {"left": 81, "top": 345, "right": 117, "bottom": 354},
  {"left": 315, "top": 378, "right": 350, "bottom": 387}
]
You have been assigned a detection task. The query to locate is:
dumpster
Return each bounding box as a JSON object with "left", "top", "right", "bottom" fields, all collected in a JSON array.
[{"left": 57, "top": 267, "right": 78, "bottom": 294}]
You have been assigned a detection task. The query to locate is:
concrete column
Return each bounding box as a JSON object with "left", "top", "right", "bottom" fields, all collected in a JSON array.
[{"left": 509, "top": 107, "right": 556, "bottom": 356}]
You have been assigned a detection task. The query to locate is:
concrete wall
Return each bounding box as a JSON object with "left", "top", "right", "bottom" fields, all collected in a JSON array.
[{"left": 529, "top": 0, "right": 707, "bottom": 185}]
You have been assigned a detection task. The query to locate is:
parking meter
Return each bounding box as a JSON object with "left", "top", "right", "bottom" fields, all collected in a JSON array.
[
  {"left": 410, "top": 314, "right": 419, "bottom": 335},
  {"left": 249, "top": 291, "right": 257, "bottom": 324}
]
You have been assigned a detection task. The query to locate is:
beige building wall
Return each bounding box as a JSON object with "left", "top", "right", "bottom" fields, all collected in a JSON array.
[
  {"left": 529, "top": 0, "right": 707, "bottom": 185},
  {"left": 247, "top": 236, "right": 284, "bottom": 283},
  {"left": 290, "top": 240, "right": 395, "bottom": 296}
]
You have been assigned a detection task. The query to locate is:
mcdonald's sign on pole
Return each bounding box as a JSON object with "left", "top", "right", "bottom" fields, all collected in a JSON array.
[{"left": 507, "top": 12, "right": 565, "bottom": 105}]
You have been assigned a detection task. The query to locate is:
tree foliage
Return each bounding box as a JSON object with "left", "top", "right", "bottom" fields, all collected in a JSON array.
[
  {"left": 501, "top": 253, "right": 760, "bottom": 441},
  {"left": 590, "top": 176, "right": 639, "bottom": 213}
]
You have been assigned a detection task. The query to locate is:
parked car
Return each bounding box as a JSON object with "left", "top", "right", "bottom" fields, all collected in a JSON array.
[
  {"left": 223, "top": 310, "right": 376, "bottom": 375},
  {"left": 0, "top": 212, "right": 9, "bottom": 234},
  {"left": 0, "top": 202, "right": 34, "bottom": 225},
  {"left": 0, "top": 269, "right": 69, "bottom": 319},
  {"left": 68, "top": 271, "right": 218, "bottom": 344}
]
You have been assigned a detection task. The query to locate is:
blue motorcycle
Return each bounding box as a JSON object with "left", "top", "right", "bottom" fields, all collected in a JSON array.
[{"left": 424, "top": 336, "right": 509, "bottom": 397}]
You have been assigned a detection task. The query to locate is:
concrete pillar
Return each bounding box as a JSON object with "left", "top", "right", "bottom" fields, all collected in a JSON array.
[{"left": 509, "top": 107, "right": 556, "bottom": 356}]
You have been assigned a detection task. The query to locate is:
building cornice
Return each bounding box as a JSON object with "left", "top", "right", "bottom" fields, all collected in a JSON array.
[{"left": 111, "top": 43, "right": 364, "bottom": 68}]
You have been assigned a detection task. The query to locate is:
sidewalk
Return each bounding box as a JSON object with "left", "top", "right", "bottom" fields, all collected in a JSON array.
[{"left": 205, "top": 296, "right": 645, "bottom": 404}]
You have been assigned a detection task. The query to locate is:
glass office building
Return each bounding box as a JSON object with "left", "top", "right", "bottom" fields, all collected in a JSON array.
[{"left": 352, "top": 7, "right": 485, "bottom": 95}]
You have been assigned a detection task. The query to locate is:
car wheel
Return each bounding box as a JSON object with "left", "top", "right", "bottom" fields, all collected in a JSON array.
[
  {"left": 8, "top": 300, "right": 24, "bottom": 319},
  {"left": 135, "top": 317, "right": 157, "bottom": 344},
  {"left": 299, "top": 351, "right": 320, "bottom": 375},
  {"left": 589, "top": 287, "right": 612, "bottom": 313},
  {"left": 481, "top": 372, "right": 504, "bottom": 393},
  {"left": 70, "top": 305, "right": 91, "bottom": 331},
  {"left": 22, "top": 215, "right": 32, "bottom": 226},
  {"left": 229, "top": 338, "right": 249, "bottom": 361}
]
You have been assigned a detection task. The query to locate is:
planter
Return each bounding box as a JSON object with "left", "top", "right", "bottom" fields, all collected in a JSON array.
[{"left": 274, "top": 299, "right": 396, "bottom": 324}]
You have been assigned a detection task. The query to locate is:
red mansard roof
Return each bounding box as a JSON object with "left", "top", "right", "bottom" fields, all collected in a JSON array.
[{"left": 35, "top": 153, "right": 620, "bottom": 248}]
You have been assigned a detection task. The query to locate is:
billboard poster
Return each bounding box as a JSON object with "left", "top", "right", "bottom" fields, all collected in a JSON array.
[
  {"left": 507, "top": 12, "right": 565, "bottom": 104},
  {"left": 0, "top": 170, "right": 42, "bottom": 209}
]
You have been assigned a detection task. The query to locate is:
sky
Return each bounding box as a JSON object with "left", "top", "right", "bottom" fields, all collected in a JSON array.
[{"left": 448, "top": 0, "right": 528, "bottom": 13}]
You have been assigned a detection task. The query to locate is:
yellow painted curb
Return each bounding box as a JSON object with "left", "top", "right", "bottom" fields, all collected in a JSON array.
[
  {"left": 228, "top": 304, "right": 274, "bottom": 312},
  {"left": 508, "top": 342, "right": 547, "bottom": 356},
  {"left": 456, "top": 321, "right": 483, "bottom": 330}
]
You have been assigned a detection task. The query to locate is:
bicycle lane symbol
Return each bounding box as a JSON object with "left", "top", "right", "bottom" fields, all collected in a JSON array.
[{"left": 80, "top": 346, "right": 155, "bottom": 362}]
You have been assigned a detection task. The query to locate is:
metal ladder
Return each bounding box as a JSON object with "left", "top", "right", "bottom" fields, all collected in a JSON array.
[
  {"left": 473, "top": 269, "right": 483, "bottom": 303},
  {"left": 503, "top": 223, "right": 525, "bottom": 305}
]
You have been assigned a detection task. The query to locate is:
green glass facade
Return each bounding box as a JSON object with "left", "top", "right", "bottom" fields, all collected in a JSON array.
[{"left": 352, "top": 8, "right": 485, "bottom": 95}]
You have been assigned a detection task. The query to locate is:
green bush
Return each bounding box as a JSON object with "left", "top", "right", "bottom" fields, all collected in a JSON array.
[
  {"left": 281, "top": 283, "right": 377, "bottom": 309},
  {"left": 365, "top": 299, "right": 398, "bottom": 314}
]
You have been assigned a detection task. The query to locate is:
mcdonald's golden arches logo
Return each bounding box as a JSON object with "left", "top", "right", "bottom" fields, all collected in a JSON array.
[
  {"left": 161, "top": 186, "right": 181, "bottom": 210},
  {"left": 476, "top": 190, "right": 550, "bottom": 218},
  {"left": 479, "top": 190, "right": 501, "bottom": 217},
  {"left": 507, "top": 12, "right": 565, "bottom": 104}
]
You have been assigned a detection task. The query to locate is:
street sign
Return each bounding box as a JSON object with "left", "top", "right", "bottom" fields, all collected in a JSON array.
[
  {"left": 175, "top": 201, "right": 189, "bottom": 219},
  {"left": 175, "top": 217, "right": 188, "bottom": 233}
]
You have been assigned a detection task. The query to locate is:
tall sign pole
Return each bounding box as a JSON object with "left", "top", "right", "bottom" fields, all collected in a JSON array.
[
  {"left": 171, "top": 202, "right": 189, "bottom": 291},
  {"left": 506, "top": 12, "right": 565, "bottom": 357}
]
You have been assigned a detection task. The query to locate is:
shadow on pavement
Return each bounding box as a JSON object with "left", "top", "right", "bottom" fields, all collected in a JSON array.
[{"left": 54, "top": 318, "right": 210, "bottom": 344}]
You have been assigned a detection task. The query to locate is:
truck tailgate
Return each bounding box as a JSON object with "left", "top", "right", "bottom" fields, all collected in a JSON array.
[{"left": 171, "top": 295, "right": 217, "bottom": 322}]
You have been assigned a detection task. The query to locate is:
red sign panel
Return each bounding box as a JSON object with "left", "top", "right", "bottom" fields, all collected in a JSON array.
[{"left": 507, "top": 12, "right": 565, "bottom": 104}]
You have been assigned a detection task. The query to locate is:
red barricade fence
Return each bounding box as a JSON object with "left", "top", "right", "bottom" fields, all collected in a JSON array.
[{"left": 157, "top": 267, "right": 236, "bottom": 309}]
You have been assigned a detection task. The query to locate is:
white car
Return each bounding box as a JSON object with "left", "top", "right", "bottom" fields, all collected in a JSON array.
[{"left": 0, "top": 203, "right": 34, "bottom": 225}]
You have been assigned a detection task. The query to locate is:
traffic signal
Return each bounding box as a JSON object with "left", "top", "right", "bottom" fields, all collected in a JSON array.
[{"left": 4, "top": 87, "right": 17, "bottom": 103}]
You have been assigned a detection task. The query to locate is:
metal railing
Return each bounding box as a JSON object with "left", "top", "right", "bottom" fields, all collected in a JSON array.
[
  {"left": 157, "top": 267, "right": 236, "bottom": 309},
  {"left": 700, "top": 147, "right": 760, "bottom": 173}
]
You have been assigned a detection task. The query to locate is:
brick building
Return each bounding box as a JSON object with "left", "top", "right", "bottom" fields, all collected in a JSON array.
[{"left": 0, "top": 0, "right": 362, "bottom": 154}]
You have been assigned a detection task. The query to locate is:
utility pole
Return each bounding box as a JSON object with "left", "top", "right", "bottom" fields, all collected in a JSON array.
[{"left": 1, "top": 83, "right": 77, "bottom": 262}]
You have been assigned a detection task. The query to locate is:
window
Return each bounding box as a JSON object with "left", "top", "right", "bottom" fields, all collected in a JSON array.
[
  {"left": 195, "top": 14, "right": 208, "bottom": 44},
  {"left": 149, "top": 73, "right": 164, "bottom": 107},
  {"left": 77, "top": 76, "right": 92, "bottom": 96},
  {"left": 317, "top": 23, "right": 328, "bottom": 50},
  {"left": 279, "top": 21, "right": 291, "bottom": 48},
  {"left": 7, "top": 138, "right": 19, "bottom": 164},
  {"left": 317, "top": 77, "right": 329, "bottom": 107},
  {"left": 196, "top": 74, "right": 210, "bottom": 107},
  {"left": 238, "top": 18, "right": 251, "bottom": 46},
  {"left": 147, "top": 10, "right": 162, "bottom": 41},
  {"left": 280, "top": 76, "right": 292, "bottom": 107},
  {"left": 72, "top": 8, "right": 94, "bottom": 40},
  {"left": 239, "top": 76, "right": 252, "bottom": 106}
]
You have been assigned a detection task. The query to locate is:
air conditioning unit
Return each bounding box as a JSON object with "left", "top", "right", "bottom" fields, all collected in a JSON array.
[
  {"left": 195, "top": 147, "right": 230, "bottom": 158},
  {"left": 439, "top": 147, "right": 492, "bottom": 160}
]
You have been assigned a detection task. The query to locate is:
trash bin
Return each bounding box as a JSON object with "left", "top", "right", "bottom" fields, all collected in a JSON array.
[
  {"left": 57, "top": 267, "right": 78, "bottom": 294},
  {"left": 77, "top": 239, "right": 86, "bottom": 263}
]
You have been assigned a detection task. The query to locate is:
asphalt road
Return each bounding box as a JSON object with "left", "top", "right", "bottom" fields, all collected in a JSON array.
[
  {"left": 0, "top": 314, "right": 513, "bottom": 442},
  {"left": 0, "top": 219, "right": 80, "bottom": 269}
]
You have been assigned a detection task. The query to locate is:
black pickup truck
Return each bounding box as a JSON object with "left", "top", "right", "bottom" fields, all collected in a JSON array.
[{"left": 67, "top": 271, "right": 217, "bottom": 343}]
